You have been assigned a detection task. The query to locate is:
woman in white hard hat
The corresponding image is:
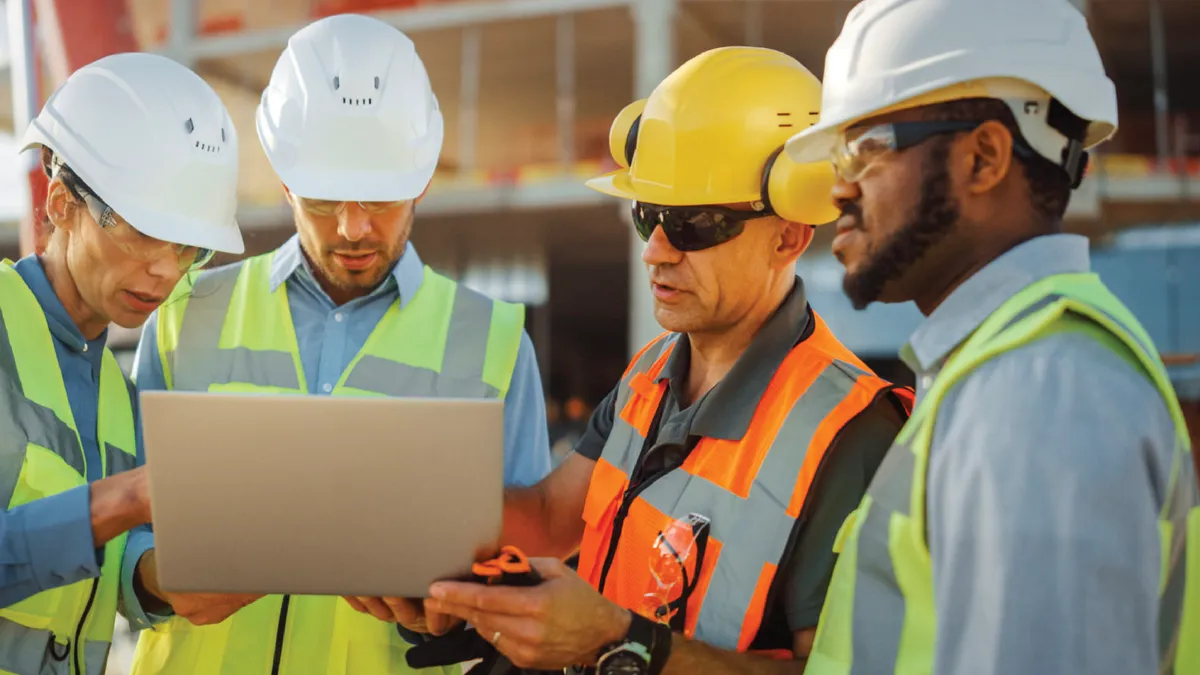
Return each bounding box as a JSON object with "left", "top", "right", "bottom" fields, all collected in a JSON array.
[
  {"left": 0, "top": 51, "right": 243, "bottom": 673},
  {"left": 783, "top": 0, "right": 1199, "bottom": 674}
]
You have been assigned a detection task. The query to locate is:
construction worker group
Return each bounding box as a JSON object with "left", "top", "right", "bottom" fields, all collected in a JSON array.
[{"left": 1, "top": 0, "right": 1196, "bottom": 673}]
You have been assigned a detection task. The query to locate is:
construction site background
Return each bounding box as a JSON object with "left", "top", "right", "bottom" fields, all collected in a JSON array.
[{"left": 0, "top": 1, "right": 1194, "bottom": 670}]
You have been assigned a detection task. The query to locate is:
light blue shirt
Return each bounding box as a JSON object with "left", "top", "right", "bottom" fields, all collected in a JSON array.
[
  {"left": 0, "top": 256, "right": 130, "bottom": 607},
  {"left": 899, "top": 235, "right": 1187, "bottom": 675},
  {"left": 121, "top": 236, "right": 552, "bottom": 628}
]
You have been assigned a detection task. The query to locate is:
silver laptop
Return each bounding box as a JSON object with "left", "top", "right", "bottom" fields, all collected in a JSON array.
[{"left": 139, "top": 390, "right": 504, "bottom": 598}]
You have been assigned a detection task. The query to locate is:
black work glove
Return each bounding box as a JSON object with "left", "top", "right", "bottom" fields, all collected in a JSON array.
[{"left": 404, "top": 547, "right": 564, "bottom": 675}]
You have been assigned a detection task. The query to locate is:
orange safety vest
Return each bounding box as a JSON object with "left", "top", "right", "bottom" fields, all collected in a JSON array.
[{"left": 577, "top": 312, "right": 914, "bottom": 656}]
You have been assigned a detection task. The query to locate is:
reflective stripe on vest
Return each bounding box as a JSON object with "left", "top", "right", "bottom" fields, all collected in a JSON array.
[
  {"left": 134, "top": 251, "right": 523, "bottom": 675},
  {"left": 156, "top": 253, "right": 524, "bottom": 399},
  {"left": 576, "top": 314, "right": 913, "bottom": 652},
  {"left": 805, "top": 272, "right": 1200, "bottom": 675},
  {"left": 0, "top": 262, "right": 137, "bottom": 675}
]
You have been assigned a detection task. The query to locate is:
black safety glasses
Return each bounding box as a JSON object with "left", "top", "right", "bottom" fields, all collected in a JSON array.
[{"left": 631, "top": 201, "right": 769, "bottom": 252}]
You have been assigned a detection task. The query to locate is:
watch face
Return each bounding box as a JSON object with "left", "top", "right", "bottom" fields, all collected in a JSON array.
[{"left": 599, "top": 650, "right": 649, "bottom": 675}]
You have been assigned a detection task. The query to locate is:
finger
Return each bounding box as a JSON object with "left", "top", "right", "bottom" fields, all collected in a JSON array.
[
  {"left": 527, "top": 557, "right": 568, "bottom": 580},
  {"left": 424, "top": 610, "right": 463, "bottom": 636},
  {"left": 343, "top": 596, "right": 369, "bottom": 614},
  {"left": 428, "top": 582, "right": 544, "bottom": 616},
  {"left": 382, "top": 597, "right": 423, "bottom": 625},
  {"left": 355, "top": 596, "right": 396, "bottom": 623}
]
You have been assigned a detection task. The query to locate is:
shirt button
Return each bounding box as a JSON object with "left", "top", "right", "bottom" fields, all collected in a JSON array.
[
  {"left": 322, "top": 383, "right": 332, "bottom": 393},
  {"left": 334, "top": 313, "right": 344, "bottom": 322},
  {"left": 82, "top": 344, "right": 88, "bottom": 353}
]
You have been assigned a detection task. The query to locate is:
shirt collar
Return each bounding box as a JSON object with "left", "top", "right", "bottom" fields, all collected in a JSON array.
[
  {"left": 12, "top": 255, "right": 108, "bottom": 358},
  {"left": 267, "top": 234, "right": 426, "bottom": 309},
  {"left": 900, "top": 233, "right": 1092, "bottom": 374},
  {"left": 658, "top": 276, "right": 812, "bottom": 441}
]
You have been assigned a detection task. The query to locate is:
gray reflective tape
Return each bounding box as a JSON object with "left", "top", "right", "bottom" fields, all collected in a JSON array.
[
  {"left": 105, "top": 443, "right": 136, "bottom": 477},
  {"left": 171, "top": 347, "right": 300, "bottom": 391},
  {"left": 599, "top": 419, "right": 644, "bottom": 479},
  {"left": 171, "top": 264, "right": 243, "bottom": 391},
  {"left": 83, "top": 639, "right": 110, "bottom": 675},
  {"left": 439, "top": 286, "right": 493, "bottom": 383},
  {"left": 342, "top": 355, "right": 499, "bottom": 399},
  {"left": 0, "top": 306, "right": 22, "bottom": 396},
  {"left": 865, "top": 442, "right": 915, "bottom": 517},
  {"left": 614, "top": 335, "right": 677, "bottom": 413},
  {"left": 14, "top": 397, "right": 83, "bottom": 478},
  {"left": 0, "top": 614, "right": 73, "bottom": 674},
  {"left": 755, "top": 364, "right": 855, "bottom": 509},
  {"left": 848, "top": 499, "right": 906, "bottom": 675},
  {"left": 1158, "top": 450, "right": 1194, "bottom": 669},
  {"left": 830, "top": 358, "right": 871, "bottom": 382}
]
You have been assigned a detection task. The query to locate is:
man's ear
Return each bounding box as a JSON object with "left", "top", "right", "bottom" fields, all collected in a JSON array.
[
  {"left": 45, "top": 179, "right": 77, "bottom": 231},
  {"left": 777, "top": 220, "right": 815, "bottom": 264},
  {"left": 962, "top": 120, "right": 1015, "bottom": 195}
]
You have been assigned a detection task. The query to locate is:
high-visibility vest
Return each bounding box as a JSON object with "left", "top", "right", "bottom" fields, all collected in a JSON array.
[
  {"left": 805, "top": 272, "right": 1200, "bottom": 675},
  {"left": 130, "top": 251, "right": 525, "bottom": 675},
  {"left": 0, "top": 261, "right": 138, "bottom": 675},
  {"left": 576, "top": 312, "right": 913, "bottom": 656}
]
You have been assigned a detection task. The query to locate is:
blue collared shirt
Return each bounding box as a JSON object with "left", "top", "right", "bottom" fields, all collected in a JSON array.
[
  {"left": 899, "top": 235, "right": 1185, "bottom": 675},
  {"left": 122, "top": 236, "right": 552, "bottom": 629},
  {"left": 0, "top": 255, "right": 126, "bottom": 606}
]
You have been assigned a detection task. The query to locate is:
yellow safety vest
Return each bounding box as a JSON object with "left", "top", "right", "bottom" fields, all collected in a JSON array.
[
  {"left": 131, "top": 251, "right": 525, "bottom": 675},
  {"left": 805, "top": 272, "right": 1200, "bottom": 674},
  {"left": 0, "top": 261, "right": 138, "bottom": 675}
]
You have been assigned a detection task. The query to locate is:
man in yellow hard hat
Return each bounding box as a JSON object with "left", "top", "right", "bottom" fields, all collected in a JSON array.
[
  {"left": 781, "top": 0, "right": 1199, "bottom": 674},
  {"left": 352, "top": 46, "right": 914, "bottom": 674}
]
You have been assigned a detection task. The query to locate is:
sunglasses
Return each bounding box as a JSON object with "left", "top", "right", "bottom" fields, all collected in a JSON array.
[{"left": 631, "top": 201, "right": 768, "bottom": 252}]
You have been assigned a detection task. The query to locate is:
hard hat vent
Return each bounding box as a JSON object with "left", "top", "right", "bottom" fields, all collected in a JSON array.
[
  {"left": 777, "top": 112, "right": 793, "bottom": 128},
  {"left": 340, "top": 97, "right": 373, "bottom": 106}
]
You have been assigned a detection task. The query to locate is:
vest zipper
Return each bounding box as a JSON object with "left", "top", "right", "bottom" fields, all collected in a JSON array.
[
  {"left": 270, "top": 595, "right": 291, "bottom": 675},
  {"left": 596, "top": 455, "right": 687, "bottom": 595},
  {"left": 71, "top": 578, "right": 99, "bottom": 675}
]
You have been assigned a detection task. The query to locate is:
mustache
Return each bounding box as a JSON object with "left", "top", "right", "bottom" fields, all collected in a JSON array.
[{"left": 836, "top": 202, "right": 864, "bottom": 231}]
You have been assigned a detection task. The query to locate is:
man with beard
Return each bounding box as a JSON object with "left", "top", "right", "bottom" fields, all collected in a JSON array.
[
  {"left": 122, "top": 14, "right": 551, "bottom": 675},
  {"left": 350, "top": 47, "right": 914, "bottom": 675},
  {"left": 784, "top": 1, "right": 1200, "bottom": 674}
]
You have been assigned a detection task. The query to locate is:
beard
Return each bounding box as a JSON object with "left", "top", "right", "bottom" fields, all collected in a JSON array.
[{"left": 843, "top": 139, "right": 960, "bottom": 311}]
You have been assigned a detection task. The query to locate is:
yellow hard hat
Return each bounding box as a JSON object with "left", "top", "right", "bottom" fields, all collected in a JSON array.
[{"left": 586, "top": 46, "right": 839, "bottom": 226}]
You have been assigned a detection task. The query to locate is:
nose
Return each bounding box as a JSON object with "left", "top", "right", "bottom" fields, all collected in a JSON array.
[
  {"left": 831, "top": 174, "right": 862, "bottom": 213},
  {"left": 337, "top": 203, "right": 373, "bottom": 242},
  {"left": 641, "top": 223, "right": 684, "bottom": 267},
  {"left": 146, "top": 249, "right": 181, "bottom": 280}
]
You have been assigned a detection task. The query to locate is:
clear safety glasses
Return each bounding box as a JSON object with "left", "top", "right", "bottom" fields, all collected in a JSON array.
[
  {"left": 294, "top": 196, "right": 410, "bottom": 217},
  {"left": 832, "top": 119, "right": 1038, "bottom": 183},
  {"left": 638, "top": 512, "right": 711, "bottom": 629},
  {"left": 63, "top": 177, "right": 214, "bottom": 272}
]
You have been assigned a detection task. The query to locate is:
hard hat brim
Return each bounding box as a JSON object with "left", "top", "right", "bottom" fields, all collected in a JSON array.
[{"left": 585, "top": 168, "right": 760, "bottom": 207}]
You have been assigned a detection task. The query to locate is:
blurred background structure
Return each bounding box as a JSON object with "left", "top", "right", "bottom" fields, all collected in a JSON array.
[{"left": 0, "top": 0, "right": 1196, "bottom": 669}]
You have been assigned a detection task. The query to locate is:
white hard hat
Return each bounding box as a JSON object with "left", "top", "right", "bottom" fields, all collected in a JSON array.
[
  {"left": 22, "top": 52, "right": 244, "bottom": 254},
  {"left": 785, "top": 0, "right": 1117, "bottom": 186},
  {"left": 256, "top": 13, "right": 444, "bottom": 202}
]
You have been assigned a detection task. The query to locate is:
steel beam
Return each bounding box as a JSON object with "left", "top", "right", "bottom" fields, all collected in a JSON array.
[
  {"left": 18, "top": 0, "right": 136, "bottom": 256},
  {"left": 161, "top": 0, "right": 632, "bottom": 61},
  {"left": 9, "top": 0, "right": 41, "bottom": 256},
  {"left": 1149, "top": 0, "right": 1170, "bottom": 169},
  {"left": 167, "top": 0, "right": 199, "bottom": 69},
  {"left": 555, "top": 14, "right": 576, "bottom": 168},
  {"left": 627, "top": 0, "right": 676, "bottom": 358},
  {"left": 458, "top": 25, "right": 482, "bottom": 173}
]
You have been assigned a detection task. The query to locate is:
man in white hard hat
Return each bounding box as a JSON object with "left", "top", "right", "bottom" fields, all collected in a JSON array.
[
  {"left": 782, "top": 0, "right": 1200, "bottom": 674},
  {"left": 0, "top": 52, "right": 243, "bottom": 673},
  {"left": 123, "top": 13, "right": 551, "bottom": 674}
]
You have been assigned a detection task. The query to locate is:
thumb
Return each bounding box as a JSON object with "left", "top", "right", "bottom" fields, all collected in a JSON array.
[{"left": 528, "top": 557, "right": 569, "bottom": 580}]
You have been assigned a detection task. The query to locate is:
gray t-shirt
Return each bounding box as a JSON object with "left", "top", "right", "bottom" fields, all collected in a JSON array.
[{"left": 902, "top": 234, "right": 1186, "bottom": 675}]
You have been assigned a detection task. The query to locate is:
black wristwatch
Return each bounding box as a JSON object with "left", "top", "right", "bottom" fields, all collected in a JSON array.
[{"left": 594, "top": 611, "right": 672, "bottom": 675}]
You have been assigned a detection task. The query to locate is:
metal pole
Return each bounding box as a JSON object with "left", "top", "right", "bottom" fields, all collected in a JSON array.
[
  {"left": 555, "top": 14, "right": 576, "bottom": 169},
  {"left": 169, "top": 0, "right": 198, "bottom": 69},
  {"left": 459, "top": 25, "right": 482, "bottom": 173},
  {"left": 10, "top": 0, "right": 40, "bottom": 256},
  {"left": 744, "top": 0, "right": 763, "bottom": 47},
  {"left": 1149, "top": 0, "right": 1170, "bottom": 169},
  {"left": 627, "top": 0, "right": 676, "bottom": 358}
]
